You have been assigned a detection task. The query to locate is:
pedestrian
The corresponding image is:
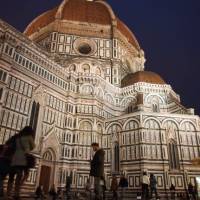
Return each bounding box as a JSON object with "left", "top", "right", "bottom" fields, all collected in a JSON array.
[
  {"left": 35, "top": 185, "right": 45, "bottom": 200},
  {"left": 149, "top": 173, "right": 158, "bottom": 199},
  {"left": 49, "top": 184, "right": 57, "bottom": 200},
  {"left": 188, "top": 182, "right": 196, "bottom": 200},
  {"left": 100, "top": 176, "right": 106, "bottom": 200},
  {"left": 0, "top": 134, "right": 17, "bottom": 198},
  {"left": 65, "top": 175, "right": 72, "bottom": 199},
  {"left": 141, "top": 172, "right": 150, "bottom": 200},
  {"left": 6, "top": 126, "right": 35, "bottom": 200},
  {"left": 118, "top": 174, "right": 128, "bottom": 200},
  {"left": 90, "top": 142, "right": 105, "bottom": 200},
  {"left": 170, "top": 183, "right": 176, "bottom": 200},
  {"left": 111, "top": 175, "right": 118, "bottom": 200}
]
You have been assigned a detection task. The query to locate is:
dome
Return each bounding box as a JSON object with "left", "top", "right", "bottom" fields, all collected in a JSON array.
[
  {"left": 24, "top": 0, "right": 140, "bottom": 49},
  {"left": 121, "top": 71, "right": 166, "bottom": 87}
]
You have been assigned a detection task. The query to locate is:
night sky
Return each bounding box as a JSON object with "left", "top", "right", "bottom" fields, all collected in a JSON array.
[{"left": 0, "top": 0, "right": 200, "bottom": 115}]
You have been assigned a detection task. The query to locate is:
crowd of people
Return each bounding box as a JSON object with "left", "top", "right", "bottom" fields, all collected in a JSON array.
[{"left": 0, "top": 127, "right": 199, "bottom": 200}]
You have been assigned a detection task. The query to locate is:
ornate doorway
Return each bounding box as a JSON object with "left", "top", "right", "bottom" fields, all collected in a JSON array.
[
  {"left": 39, "top": 165, "right": 51, "bottom": 193},
  {"left": 39, "top": 149, "right": 56, "bottom": 193}
]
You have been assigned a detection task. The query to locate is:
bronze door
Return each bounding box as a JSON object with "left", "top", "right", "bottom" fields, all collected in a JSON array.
[{"left": 39, "top": 165, "right": 51, "bottom": 194}]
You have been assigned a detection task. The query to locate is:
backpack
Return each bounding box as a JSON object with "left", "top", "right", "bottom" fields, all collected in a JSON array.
[{"left": 0, "top": 135, "right": 17, "bottom": 161}]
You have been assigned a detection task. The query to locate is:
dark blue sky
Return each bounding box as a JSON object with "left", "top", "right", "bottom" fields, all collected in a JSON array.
[{"left": 0, "top": 0, "right": 200, "bottom": 115}]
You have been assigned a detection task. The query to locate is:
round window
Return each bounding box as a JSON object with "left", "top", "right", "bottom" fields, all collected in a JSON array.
[{"left": 78, "top": 43, "right": 92, "bottom": 55}]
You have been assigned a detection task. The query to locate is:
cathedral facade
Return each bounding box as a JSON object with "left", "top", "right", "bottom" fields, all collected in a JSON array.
[{"left": 0, "top": 0, "right": 200, "bottom": 195}]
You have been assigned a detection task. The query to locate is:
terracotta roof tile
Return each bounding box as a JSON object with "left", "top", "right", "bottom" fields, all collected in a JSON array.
[
  {"left": 121, "top": 71, "right": 166, "bottom": 87},
  {"left": 24, "top": 0, "right": 139, "bottom": 49}
]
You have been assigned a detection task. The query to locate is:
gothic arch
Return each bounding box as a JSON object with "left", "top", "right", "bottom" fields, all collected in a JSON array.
[
  {"left": 168, "top": 139, "right": 180, "bottom": 170},
  {"left": 143, "top": 117, "right": 161, "bottom": 128},
  {"left": 95, "top": 87, "right": 104, "bottom": 99},
  {"left": 78, "top": 120, "right": 93, "bottom": 146},
  {"left": 39, "top": 147, "right": 57, "bottom": 193},
  {"left": 162, "top": 120, "right": 179, "bottom": 144},
  {"left": 105, "top": 93, "right": 114, "bottom": 104},
  {"left": 80, "top": 84, "right": 94, "bottom": 95},
  {"left": 123, "top": 119, "right": 140, "bottom": 131},
  {"left": 43, "top": 148, "right": 56, "bottom": 161},
  {"left": 106, "top": 122, "right": 122, "bottom": 134},
  {"left": 162, "top": 119, "right": 179, "bottom": 129},
  {"left": 120, "top": 96, "right": 137, "bottom": 107},
  {"left": 145, "top": 94, "right": 165, "bottom": 104},
  {"left": 180, "top": 120, "right": 197, "bottom": 131},
  {"left": 79, "top": 120, "right": 93, "bottom": 131}
]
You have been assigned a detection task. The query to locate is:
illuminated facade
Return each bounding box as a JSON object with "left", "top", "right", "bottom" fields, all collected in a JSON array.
[{"left": 0, "top": 0, "right": 199, "bottom": 195}]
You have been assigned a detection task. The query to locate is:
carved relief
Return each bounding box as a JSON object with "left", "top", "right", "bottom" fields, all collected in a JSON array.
[{"left": 32, "top": 84, "right": 47, "bottom": 106}]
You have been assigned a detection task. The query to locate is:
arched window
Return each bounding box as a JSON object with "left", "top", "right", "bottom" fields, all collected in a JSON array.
[
  {"left": 113, "top": 142, "right": 120, "bottom": 172},
  {"left": 69, "top": 64, "right": 76, "bottom": 72},
  {"left": 82, "top": 64, "right": 90, "bottom": 73},
  {"left": 96, "top": 67, "right": 101, "bottom": 76},
  {"left": 43, "top": 150, "right": 53, "bottom": 161},
  {"left": 30, "top": 101, "right": 40, "bottom": 138},
  {"left": 152, "top": 103, "right": 159, "bottom": 112},
  {"left": 168, "top": 140, "right": 180, "bottom": 170}
]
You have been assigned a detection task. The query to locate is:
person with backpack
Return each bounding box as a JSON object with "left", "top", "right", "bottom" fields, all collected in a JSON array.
[
  {"left": 0, "top": 134, "right": 17, "bottom": 198},
  {"left": 7, "top": 126, "right": 35, "bottom": 200}
]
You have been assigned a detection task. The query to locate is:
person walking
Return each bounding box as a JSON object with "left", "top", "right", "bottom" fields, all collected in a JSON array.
[
  {"left": 7, "top": 126, "right": 35, "bottom": 200},
  {"left": 90, "top": 142, "right": 105, "bottom": 200},
  {"left": 141, "top": 172, "right": 150, "bottom": 200},
  {"left": 170, "top": 183, "right": 176, "bottom": 200},
  {"left": 111, "top": 175, "right": 118, "bottom": 200},
  {"left": 118, "top": 174, "right": 128, "bottom": 200},
  {"left": 149, "top": 173, "right": 158, "bottom": 199}
]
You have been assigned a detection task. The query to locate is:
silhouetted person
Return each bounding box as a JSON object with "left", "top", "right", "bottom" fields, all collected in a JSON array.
[
  {"left": 90, "top": 142, "right": 105, "bottom": 200},
  {"left": 0, "top": 134, "right": 17, "bottom": 197},
  {"left": 65, "top": 175, "right": 72, "bottom": 199},
  {"left": 7, "top": 126, "right": 35, "bottom": 199},
  {"left": 119, "top": 174, "right": 128, "bottom": 200},
  {"left": 49, "top": 184, "right": 57, "bottom": 200},
  {"left": 111, "top": 175, "right": 118, "bottom": 200},
  {"left": 149, "top": 173, "right": 158, "bottom": 199},
  {"left": 142, "top": 172, "right": 149, "bottom": 200},
  {"left": 35, "top": 185, "right": 45, "bottom": 200},
  {"left": 188, "top": 182, "right": 196, "bottom": 200},
  {"left": 170, "top": 183, "right": 176, "bottom": 200}
]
